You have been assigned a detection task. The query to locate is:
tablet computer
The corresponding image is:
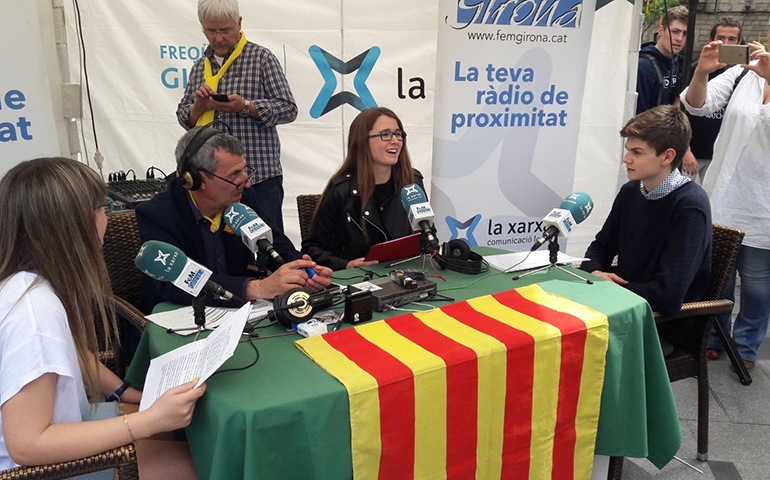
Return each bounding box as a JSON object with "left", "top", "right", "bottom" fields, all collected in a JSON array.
[{"left": 363, "top": 233, "right": 421, "bottom": 262}]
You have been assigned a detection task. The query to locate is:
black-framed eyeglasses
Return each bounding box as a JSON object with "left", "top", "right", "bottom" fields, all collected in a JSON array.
[
  {"left": 368, "top": 130, "right": 407, "bottom": 142},
  {"left": 102, "top": 196, "right": 114, "bottom": 215},
  {"left": 201, "top": 164, "right": 255, "bottom": 190},
  {"left": 201, "top": 26, "right": 237, "bottom": 37}
]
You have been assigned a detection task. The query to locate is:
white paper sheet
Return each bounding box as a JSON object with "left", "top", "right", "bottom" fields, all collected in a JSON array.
[
  {"left": 138, "top": 302, "right": 251, "bottom": 411},
  {"left": 145, "top": 300, "right": 273, "bottom": 335},
  {"left": 484, "top": 250, "right": 587, "bottom": 273}
]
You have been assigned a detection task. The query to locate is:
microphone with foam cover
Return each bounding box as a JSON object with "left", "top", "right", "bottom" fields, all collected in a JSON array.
[
  {"left": 224, "top": 202, "right": 285, "bottom": 265},
  {"left": 531, "top": 192, "right": 594, "bottom": 251},
  {"left": 400, "top": 184, "right": 439, "bottom": 252},
  {"left": 135, "top": 240, "right": 246, "bottom": 306}
]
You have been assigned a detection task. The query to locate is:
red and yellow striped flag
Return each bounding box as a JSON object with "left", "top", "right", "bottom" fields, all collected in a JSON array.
[{"left": 296, "top": 284, "right": 609, "bottom": 480}]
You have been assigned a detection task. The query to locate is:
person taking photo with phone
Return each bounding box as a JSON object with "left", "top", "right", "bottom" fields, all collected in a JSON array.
[{"left": 680, "top": 17, "right": 770, "bottom": 371}]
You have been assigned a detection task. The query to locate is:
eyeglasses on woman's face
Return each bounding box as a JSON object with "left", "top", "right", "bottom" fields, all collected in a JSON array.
[{"left": 368, "top": 129, "right": 407, "bottom": 142}]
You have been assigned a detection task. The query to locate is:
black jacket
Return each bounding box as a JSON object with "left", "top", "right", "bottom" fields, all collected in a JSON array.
[
  {"left": 135, "top": 178, "right": 300, "bottom": 312},
  {"left": 301, "top": 170, "right": 425, "bottom": 271}
]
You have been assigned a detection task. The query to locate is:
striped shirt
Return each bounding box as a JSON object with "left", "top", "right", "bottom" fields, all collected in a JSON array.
[{"left": 177, "top": 40, "right": 297, "bottom": 183}]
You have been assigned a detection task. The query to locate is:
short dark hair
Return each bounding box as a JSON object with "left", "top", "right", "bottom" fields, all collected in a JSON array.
[
  {"left": 709, "top": 16, "right": 743, "bottom": 42},
  {"left": 661, "top": 5, "right": 688, "bottom": 29},
  {"left": 620, "top": 105, "right": 692, "bottom": 170}
]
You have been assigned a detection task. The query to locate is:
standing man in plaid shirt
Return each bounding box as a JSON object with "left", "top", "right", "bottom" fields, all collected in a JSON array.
[{"left": 177, "top": 0, "right": 297, "bottom": 231}]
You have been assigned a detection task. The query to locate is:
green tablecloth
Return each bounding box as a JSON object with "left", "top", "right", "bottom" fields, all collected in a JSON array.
[{"left": 127, "top": 256, "right": 680, "bottom": 479}]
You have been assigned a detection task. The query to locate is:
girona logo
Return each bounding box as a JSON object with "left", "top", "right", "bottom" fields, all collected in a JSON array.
[{"left": 448, "top": 0, "right": 583, "bottom": 30}]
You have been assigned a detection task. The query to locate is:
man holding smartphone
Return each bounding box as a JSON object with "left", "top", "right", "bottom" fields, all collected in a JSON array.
[
  {"left": 176, "top": 0, "right": 298, "bottom": 231},
  {"left": 685, "top": 17, "right": 744, "bottom": 184}
]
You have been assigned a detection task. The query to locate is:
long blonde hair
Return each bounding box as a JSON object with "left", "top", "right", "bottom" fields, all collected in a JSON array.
[{"left": 0, "top": 157, "right": 115, "bottom": 398}]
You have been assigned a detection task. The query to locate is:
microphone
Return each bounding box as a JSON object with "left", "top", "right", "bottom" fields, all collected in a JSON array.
[
  {"left": 135, "top": 240, "right": 246, "bottom": 306},
  {"left": 224, "top": 202, "right": 284, "bottom": 265},
  {"left": 400, "top": 184, "right": 439, "bottom": 252},
  {"left": 531, "top": 192, "right": 594, "bottom": 251}
]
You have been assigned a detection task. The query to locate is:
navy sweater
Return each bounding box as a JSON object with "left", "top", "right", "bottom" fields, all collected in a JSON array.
[
  {"left": 135, "top": 179, "right": 301, "bottom": 312},
  {"left": 581, "top": 181, "right": 712, "bottom": 314}
]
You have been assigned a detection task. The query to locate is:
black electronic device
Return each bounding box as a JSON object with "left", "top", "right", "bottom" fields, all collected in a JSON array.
[
  {"left": 210, "top": 93, "right": 229, "bottom": 102},
  {"left": 343, "top": 288, "right": 375, "bottom": 324},
  {"left": 107, "top": 178, "right": 167, "bottom": 209},
  {"left": 349, "top": 276, "right": 437, "bottom": 311}
]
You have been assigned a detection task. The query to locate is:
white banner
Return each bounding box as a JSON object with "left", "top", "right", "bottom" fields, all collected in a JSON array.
[
  {"left": 431, "top": 0, "right": 597, "bottom": 253},
  {"left": 0, "top": 1, "right": 60, "bottom": 178},
  {"left": 56, "top": 0, "right": 634, "bottom": 252},
  {"left": 63, "top": 1, "right": 437, "bottom": 243}
]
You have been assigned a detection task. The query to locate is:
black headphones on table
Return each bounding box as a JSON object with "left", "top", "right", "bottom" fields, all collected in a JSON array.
[
  {"left": 434, "top": 239, "right": 488, "bottom": 275},
  {"left": 176, "top": 121, "right": 231, "bottom": 191},
  {"left": 270, "top": 287, "right": 337, "bottom": 329}
]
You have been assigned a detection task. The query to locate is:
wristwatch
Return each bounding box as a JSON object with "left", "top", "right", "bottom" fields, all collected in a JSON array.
[
  {"left": 239, "top": 99, "right": 251, "bottom": 118},
  {"left": 107, "top": 379, "right": 131, "bottom": 402}
]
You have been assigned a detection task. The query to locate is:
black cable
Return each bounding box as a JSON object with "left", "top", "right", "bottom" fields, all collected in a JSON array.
[
  {"left": 72, "top": 0, "right": 99, "bottom": 150},
  {"left": 146, "top": 166, "right": 169, "bottom": 179},
  {"left": 210, "top": 335, "right": 259, "bottom": 376}
]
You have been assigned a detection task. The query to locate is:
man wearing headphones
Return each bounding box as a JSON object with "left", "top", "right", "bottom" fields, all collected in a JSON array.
[{"left": 136, "top": 127, "right": 331, "bottom": 313}]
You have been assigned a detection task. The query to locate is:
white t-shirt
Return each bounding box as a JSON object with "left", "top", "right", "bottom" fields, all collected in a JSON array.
[
  {"left": 0, "top": 272, "right": 89, "bottom": 470},
  {"left": 681, "top": 65, "right": 770, "bottom": 249}
]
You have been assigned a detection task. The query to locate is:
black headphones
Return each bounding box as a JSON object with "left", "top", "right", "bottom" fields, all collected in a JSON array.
[
  {"left": 270, "top": 287, "right": 337, "bottom": 329},
  {"left": 176, "top": 121, "right": 231, "bottom": 190},
  {"left": 434, "top": 239, "right": 488, "bottom": 275}
]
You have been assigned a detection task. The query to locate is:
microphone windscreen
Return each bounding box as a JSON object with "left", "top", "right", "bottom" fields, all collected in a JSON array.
[
  {"left": 559, "top": 192, "right": 593, "bottom": 224},
  {"left": 401, "top": 183, "right": 428, "bottom": 209},
  {"left": 135, "top": 240, "right": 189, "bottom": 281},
  {"left": 224, "top": 202, "right": 258, "bottom": 231}
]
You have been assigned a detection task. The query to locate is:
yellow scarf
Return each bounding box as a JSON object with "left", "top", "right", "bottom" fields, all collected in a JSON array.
[
  {"left": 188, "top": 191, "right": 235, "bottom": 234},
  {"left": 196, "top": 32, "right": 248, "bottom": 125}
]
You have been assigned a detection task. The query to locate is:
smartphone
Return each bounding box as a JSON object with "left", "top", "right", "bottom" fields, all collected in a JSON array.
[
  {"left": 210, "top": 93, "right": 230, "bottom": 102},
  {"left": 718, "top": 45, "right": 749, "bottom": 65}
]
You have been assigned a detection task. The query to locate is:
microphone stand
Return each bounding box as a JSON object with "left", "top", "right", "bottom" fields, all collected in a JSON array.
[
  {"left": 512, "top": 237, "right": 592, "bottom": 284},
  {"left": 193, "top": 291, "right": 208, "bottom": 341},
  {"left": 165, "top": 291, "right": 210, "bottom": 336},
  {"left": 253, "top": 251, "right": 270, "bottom": 279}
]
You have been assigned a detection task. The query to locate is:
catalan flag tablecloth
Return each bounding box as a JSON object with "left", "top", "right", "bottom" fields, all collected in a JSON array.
[{"left": 297, "top": 284, "right": 610, "bottom": 480}]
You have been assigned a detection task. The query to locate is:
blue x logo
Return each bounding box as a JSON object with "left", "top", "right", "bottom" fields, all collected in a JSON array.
[
  {"left": 446, "top": 214, "right": 481, "bottom": 247},
  {"left": 308, "top": 46, "right": 380, "bottom": 118}
]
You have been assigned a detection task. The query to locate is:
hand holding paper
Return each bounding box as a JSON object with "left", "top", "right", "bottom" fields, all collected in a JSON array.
[{"left": 139, "top": 302, "right": 251, "bottom": 411}]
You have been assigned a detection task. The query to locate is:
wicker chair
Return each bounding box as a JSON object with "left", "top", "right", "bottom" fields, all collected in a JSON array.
[
  {"left": 0, "top": 443, "right": 138, "bottom": 479},
  {"left": 296, "top": 194, "right": 321, "bottom": 243},
  {"left": 607, "top": 224, "right": 745, "bottom": 478},
  {"left": 99, "top": 211, "right": 147, "bottom": 376}
]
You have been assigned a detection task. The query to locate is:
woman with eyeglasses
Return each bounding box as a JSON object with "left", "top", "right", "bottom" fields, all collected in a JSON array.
[
  {"left": 302, "top": 107, "right": 426, "bottom": 270},
  {"left": 0, "top": 157, "right": 203, "bottom": 479}
]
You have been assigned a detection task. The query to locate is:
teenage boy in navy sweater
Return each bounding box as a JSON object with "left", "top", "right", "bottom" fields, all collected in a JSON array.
[{"left": 580, "top": 105, "right": 712, "bottom": 350}]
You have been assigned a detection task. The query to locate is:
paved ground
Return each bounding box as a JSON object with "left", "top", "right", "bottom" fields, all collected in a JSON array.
[{"left": 623, "top": 286, "right": 770, "bottom": 480}]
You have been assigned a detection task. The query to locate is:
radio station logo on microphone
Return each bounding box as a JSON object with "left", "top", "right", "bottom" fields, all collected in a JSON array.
[
  {"left": 402, "top": 185, "right": 423, "bottom": 204},
  {"left": 246, "top": 220, "right": 267, "bottom": 235},
  {"left": 184, "top": 268, "right": 205, "bottom": 290},
  {"left": 224, "top": 206, "right": 241, "bottom": 228},
  {"left": 152, "top": 249, "right": 178, "bottom": 279},
  {"left": 415, "top": 204, "right": 433, "bottom": 216}
]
